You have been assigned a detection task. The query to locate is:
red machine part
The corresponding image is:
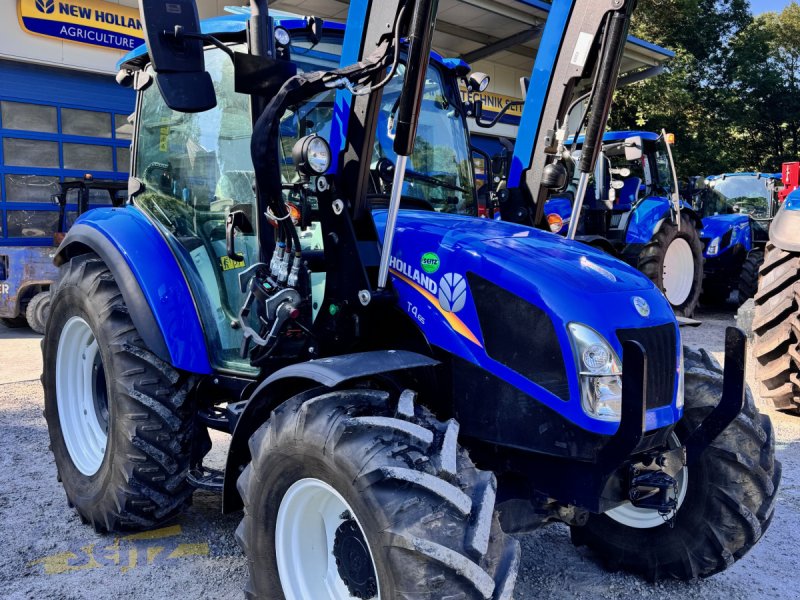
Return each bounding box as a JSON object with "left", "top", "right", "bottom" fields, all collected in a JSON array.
[{"left": 780, "top": 162, "right": 800, "bottom": 203}]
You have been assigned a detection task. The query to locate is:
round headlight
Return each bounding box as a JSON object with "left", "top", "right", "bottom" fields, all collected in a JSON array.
[
  {"left": 582, "top": 344, "right": 611, "bottom": 373},
  {"left": 467, "top": 72, "right": 490, "bottom": 93},
  {"left": 292, "top": 135, "right": 331, "bottom": 176},
  {"left": 274, "top": 27, "right": 291, "bottom": 47}
]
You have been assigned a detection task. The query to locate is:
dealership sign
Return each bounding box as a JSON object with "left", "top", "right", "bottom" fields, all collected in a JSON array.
[
  {"left": 18, "top": 0, "right": 144, "bottom": 51},
  {"left": 459, "top": 87, "right": 523, "bottom": 126}
]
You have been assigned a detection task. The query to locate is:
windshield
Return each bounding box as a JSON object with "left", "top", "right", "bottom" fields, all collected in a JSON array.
[
  {"left": 279, "top": 33, "right": 475, "bottom": 213},
  {"left": 703, "top": 176, "right": 776, "bottom": 219}
]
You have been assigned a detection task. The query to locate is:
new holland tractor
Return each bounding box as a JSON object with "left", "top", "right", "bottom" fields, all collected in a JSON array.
[
  {"left": 752, "top": 187, "right": 800, "bottom": 412},
  {"left": 42, "top": 1, "right": 779, "bottom": 598},
  {"left": 534, "top": 131, "right": 705, "bottom": 317},
  {"left": 693, "top": 172, "right": 781, "bottom": 305}
]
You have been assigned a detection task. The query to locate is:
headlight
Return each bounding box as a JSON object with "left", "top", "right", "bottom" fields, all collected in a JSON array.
[
  {"left": 292, "top": 134, "right": 331, "bottom": 176},
  {"left": 707, "top": 236, "right": 720, "bottom": 256},
  {"left": 568, "top": 323, "right": 623, "bottom": 421}
]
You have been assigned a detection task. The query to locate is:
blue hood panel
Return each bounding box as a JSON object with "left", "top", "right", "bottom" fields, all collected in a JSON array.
[{"left": 374, "top": 210, "right": 681, "bottom": 436}]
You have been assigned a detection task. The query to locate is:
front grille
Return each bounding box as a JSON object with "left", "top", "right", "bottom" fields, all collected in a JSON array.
[
  {"left": 617, "top": 324, "right": 677, "bottom": 409},
  {"left": 468, "top": 272, "right": 569, "bottom": 399}
]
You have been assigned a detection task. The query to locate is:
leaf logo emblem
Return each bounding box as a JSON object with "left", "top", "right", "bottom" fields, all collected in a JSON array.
[
  {"left": 36, "top": 0, "right": 55, "bottom": 14},
  {"left": 438, "top": 273, "right": 467, "bottom": 313}
]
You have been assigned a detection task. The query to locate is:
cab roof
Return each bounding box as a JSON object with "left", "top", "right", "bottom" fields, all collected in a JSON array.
[
  {"left": 118, "top": 9, "right": 468, "bottom": 72},
  {"left": 706, "top": 173, "right": 782, "bottom": 182}
]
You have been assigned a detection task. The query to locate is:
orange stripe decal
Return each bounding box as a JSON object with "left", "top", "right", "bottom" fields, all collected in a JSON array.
[{"left": 390, "top": 269, "right": 483, "bottom": 348}]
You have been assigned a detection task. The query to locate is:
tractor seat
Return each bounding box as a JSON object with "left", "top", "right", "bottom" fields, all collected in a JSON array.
[{"left": 615, "top": 177, "right": 641, "bottom": 210}]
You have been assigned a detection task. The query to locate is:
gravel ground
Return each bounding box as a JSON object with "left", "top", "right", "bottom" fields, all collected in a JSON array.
[{"left": 0, "top": 308, "right": 798, "bottom": 599}]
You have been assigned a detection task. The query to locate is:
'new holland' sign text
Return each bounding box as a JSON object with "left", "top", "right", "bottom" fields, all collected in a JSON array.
[{"left": 18, "top": 0, "right": 144, "bottom": 51}]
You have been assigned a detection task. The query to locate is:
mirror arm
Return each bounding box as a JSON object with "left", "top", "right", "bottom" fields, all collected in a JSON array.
[
  {"left": 473, "top": 100, "right": 524, "bottom": 129},
  {"left": 167, "top": 27, "right": 236, "bottom": 63}
]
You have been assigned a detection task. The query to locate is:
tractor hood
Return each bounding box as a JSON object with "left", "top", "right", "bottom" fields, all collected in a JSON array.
[
  {"left": 373, "top": 209, "right": 680, "bottom": 436},
  {"left": 374, "top": 210, "right": 655, "bottom": 295}
]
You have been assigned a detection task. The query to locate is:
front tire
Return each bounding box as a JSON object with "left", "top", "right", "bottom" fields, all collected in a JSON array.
[
  {"left": 236, "top": 388, "right": 520, "bottom": 600},
  {"left": 570, "top": 347, "right": 780, "bottom": 581},
  {"left": 752, "top": 242, "right": 800, "bottom": 412},
  {"left": 637, "top": 213, "right": 704, "bottom": 317},
  {"left": 43, "top": 253, "right": 200, "bottom": 532},
  {"left": 738, "top": 249, "right": 764, "bottom": 302}
]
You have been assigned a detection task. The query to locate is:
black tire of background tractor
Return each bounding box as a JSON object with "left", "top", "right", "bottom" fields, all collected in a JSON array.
[
  {"left": 1, "top": 316, "right": 28, "bottom": 328},
  {"left": 43, "top": 253, "right": 201, "bottom": 532},
  {"left": 571, "top": 347, "right": 780, "bottom": 581},
  {"left": 637, "top": 213, "right": 704, "bottom": 318},
  {"left": 752, "top": 242, "right": 800, "bottom": 412},
  {"left": 738, "top": 249, "right": 765, "bottom": 303},
  {"left": 236, "top": 388, "right": 520, "bottom": 600},
  {"left": 26, "top": 291, "right": 50, "bottom": 334}
]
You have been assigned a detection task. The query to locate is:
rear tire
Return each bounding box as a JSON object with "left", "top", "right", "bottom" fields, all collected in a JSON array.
[
  {"left": 26, "top": 290, "right": 50, "bottom": 334},
  {"left": 571, "top": 347, "right": 780, "bottom": 581},
  {"left": 236, "top": 388, "right": 520, "bottom": 600},
  {"left": 43, "top": 253, "right": 200, "bottom": 532},
  {"left": 637, "top": 213, "right": 704, "bottom": 318},
  {"left": 752, "top": 242, "right": 800, "bottom": 412}
]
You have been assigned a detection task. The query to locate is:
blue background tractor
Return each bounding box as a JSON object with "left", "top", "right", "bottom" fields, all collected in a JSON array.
[
  {"left": 40, "top": 1, "right": 778, "bottom": 597},
  {"left": 542, "top": 131, "right": 705, "bottom": 317},
  {"left": 694, "top": 172, "right": 781, "bottom": 306}
]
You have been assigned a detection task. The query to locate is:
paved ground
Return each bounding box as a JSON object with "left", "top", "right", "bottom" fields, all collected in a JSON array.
[{"left": 0, "top": 308, "right": 798, "bottom": 599}]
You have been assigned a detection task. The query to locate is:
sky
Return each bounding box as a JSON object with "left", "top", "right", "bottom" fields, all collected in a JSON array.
[{"left": 754, "top": 0, "right": 795, "bottom": 14}]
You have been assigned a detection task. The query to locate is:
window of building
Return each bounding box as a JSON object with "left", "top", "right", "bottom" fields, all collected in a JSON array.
[
  {"left": 63, "top": 143, "right": 114, "bottom": 172},
  {"left": 4, "top": 174, "right": 60, "bottom": 202},
  {"left": 0, "top": 101, "right": 57, "bottom": 133},
  {"left": 2, "top": 138, "right": 60, "bottom": 168},
  {"left": 62, "top": 108, "right": 112, "bottom": 138}
]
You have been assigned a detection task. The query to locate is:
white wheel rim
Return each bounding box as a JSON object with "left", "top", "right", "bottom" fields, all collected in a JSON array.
[
  {"left": 276, "top": 478, "right": 380, "bottom": 600},
  {"left": 56, "top": 316, "right": 108, "bottom": 476},
  {"left": 605, "top": 435, "right": 688, "bottom": 529},
  {"left": 662, "top": 237, "right": 694, "bottom": 306}
]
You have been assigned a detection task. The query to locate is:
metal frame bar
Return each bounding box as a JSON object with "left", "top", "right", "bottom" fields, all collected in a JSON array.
[{"left": 461, "top": 25, "right": 543, "bottom": 63}]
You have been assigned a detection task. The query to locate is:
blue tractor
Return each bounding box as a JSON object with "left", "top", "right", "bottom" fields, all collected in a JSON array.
[
  {"left": 753, "top": 188, "right": 800, "bottom": 412},
  {"left": 41, "top": 1, "right": 778, "bottom": 597},
  {"left": 537, "top": 131, "right": 705, "bottom": 317},
  {"left": 693, "top": 172, "right": 781, "bottom": 305}
]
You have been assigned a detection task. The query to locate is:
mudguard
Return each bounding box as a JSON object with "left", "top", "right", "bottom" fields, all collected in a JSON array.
[
  {"left": 54, "top": 207, "right": 212, "bottom": 374},
  {"left": 770, "top": 193, "right": 800, "bottom": 252},
  {"left": 222, "top": 350, "right": 439, "bottom": 512}
]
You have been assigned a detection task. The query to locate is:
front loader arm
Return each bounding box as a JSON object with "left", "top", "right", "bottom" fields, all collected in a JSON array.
[{"left": 504, "top": 0, "right": 636, "bottom": 228}]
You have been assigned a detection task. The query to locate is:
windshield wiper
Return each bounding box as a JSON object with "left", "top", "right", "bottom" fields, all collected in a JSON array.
[{"left": 404, "top": 168, "right": 469, "bottom": 193}]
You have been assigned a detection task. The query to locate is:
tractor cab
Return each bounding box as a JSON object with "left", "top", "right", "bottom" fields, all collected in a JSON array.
[
  {"left": 52, "top": 175, "right": 128, "bottom": 243},
  {"left": 118, "top": 10, "right": 479, "bottom": 373}
]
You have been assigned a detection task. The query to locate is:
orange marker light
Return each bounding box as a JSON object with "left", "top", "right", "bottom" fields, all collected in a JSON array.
[
  {"left": 547, "top": 213, "right": 564, "bottom": 233},
  {"left": 665, "top": 133, "right": 676, "bottom": 145}
]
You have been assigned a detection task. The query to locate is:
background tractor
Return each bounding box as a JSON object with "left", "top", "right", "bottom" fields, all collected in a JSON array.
[
  {"left": 540, "top": 131, "right": 704, "bottom": 317},
  {"left": 0, "top": 175, "right": 126, "bottom": 333},
  {"left": 692, "top": 172, "right": 781, "bottom": 306},
  {"left": 41, "top": 1, "right": 778, "bottom": 598},
  {"left": 752, "top": 185, "right": 800, "bottom": 412}
]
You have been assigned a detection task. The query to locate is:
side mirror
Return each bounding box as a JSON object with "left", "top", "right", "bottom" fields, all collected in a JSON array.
[
  {"left": 139, "top": 0, "right": 216, "bottom": 113},
  {"left": 624, "top": 136, "right": 643, "bottom": 161}
]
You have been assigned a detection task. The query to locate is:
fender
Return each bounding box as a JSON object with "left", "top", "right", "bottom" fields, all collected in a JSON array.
[
  {"left": 770, "top": 196, "right": 800, "bottom": 252},
  {"left": 54, "top": 207, "right": 212, "bottom": 374},
  {"left": 222, "top": 350, "right": 439, "bottom": 512}
]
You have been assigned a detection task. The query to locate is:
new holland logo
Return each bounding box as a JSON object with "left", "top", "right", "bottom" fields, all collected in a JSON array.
[
  {"left": 438, "top": 273, "right": 467, "bottom": 313},
  {"left": 632, "top": 296, "right": 651, "bottom": 318},
  {"left": 36, "top": 0, "right": 55, "bottom": 14}
]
